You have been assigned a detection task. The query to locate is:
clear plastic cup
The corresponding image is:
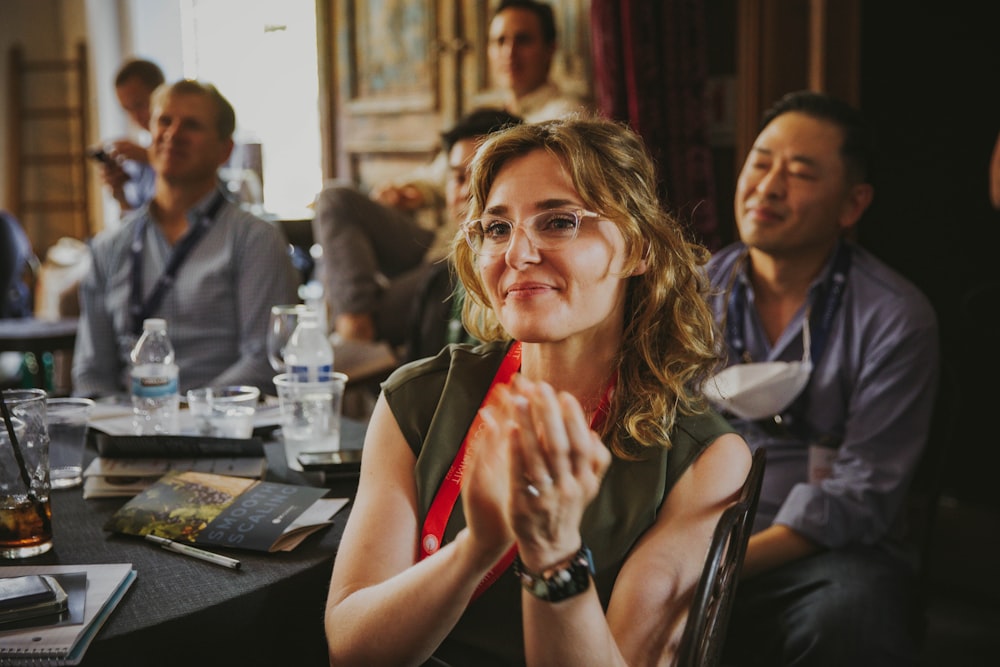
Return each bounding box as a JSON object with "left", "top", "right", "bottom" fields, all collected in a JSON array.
[
  {"left": 185, "top": 386, "right": 260, "bottom": 439},
  {"left": 45, "top": 397, "right": 94, "bottom": 489},
  {"left": 273, "top": 372, "right": 347, "bottom": 471},
  {"left": 1, "top": 389, "right": 53, "bottom": 558}
]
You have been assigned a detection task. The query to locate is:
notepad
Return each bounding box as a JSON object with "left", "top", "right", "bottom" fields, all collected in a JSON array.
[{"left": 0, "top": 563, "right": 136, "bottom": 665}]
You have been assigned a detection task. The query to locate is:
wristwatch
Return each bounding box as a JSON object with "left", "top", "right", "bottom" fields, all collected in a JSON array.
[{"left": 513, "top": 544, "right": 594, "bottom": 603}]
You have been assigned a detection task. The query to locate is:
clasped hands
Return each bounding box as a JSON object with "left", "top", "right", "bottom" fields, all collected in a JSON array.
[{"left": 462, "top": 374, "right": 611, "bottom": 574}]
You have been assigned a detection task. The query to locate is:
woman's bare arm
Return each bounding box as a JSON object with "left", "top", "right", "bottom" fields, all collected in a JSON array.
[
  {"left": 325, "top": 394, "right": 509, "bottom": 667},
  {"left": 604, "top": 433, "right": 751, "bottom": 667}
]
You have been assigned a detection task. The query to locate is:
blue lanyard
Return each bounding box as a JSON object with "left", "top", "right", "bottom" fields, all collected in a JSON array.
[
  {"left": 725, "top": 241, "right": 852, "bottom": 366},
  {"left": 129, "top": 190, "right": 227, "bottom": 335},
  {"left": 722, "top": 242, "right": 852, "bottom": 434}
]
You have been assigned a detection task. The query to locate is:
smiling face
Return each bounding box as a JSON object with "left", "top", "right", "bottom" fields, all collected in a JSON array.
[
  {"left": 149, "top": 92, "right": 233, "bottom": 188},
  {"left": 735, "top": 111, "right": 872, "bottom": 261},
  {"left": 476, "top": 148, "right": 632, "bottom": 348}
]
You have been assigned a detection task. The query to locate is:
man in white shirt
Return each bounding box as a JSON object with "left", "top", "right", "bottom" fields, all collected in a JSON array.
[{"left": 484, "top": 0, "right": 587, "bottom": 122}]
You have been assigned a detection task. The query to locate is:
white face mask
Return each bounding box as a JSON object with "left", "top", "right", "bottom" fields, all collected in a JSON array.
[
  {"left": 704, "top": 315, "right": 812, "bottom": 421},
  {"left": 704, "top": 358, "right": 812, "bottom": 421}
]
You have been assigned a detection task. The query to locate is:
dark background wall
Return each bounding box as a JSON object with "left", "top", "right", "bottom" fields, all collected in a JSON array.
[
  {"left": 703, "top": 2, "right": 1000, "bottom": 506},
  {"left": 859, "top": 4, "right": 1000, "bottom": 505},
  {"left": 856, "top": 18, "right": 999, "bottom": 652}
]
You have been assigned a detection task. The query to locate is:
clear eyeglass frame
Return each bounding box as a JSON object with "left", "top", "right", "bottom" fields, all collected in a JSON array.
[{"left": 462, "top": 209, "right": 602, "bottom": 256}]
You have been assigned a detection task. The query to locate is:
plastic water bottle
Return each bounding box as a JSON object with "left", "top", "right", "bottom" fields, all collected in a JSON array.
[
  {"left": 298, "top": 280, "right": 328, "bottom": 335},
  {"left": 130, "top": 318, "right": 180, "bottom": 434},
  {"left": 283, "top": 307, "right": 333, "bottom": 381}
]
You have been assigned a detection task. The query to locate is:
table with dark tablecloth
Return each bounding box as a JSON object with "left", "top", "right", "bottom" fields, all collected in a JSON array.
[{"left": 21, "top": 418, "right": 367, "bottom": 666}]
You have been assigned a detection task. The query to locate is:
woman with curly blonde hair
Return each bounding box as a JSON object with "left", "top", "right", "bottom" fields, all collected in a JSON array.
[
  {"left": 454, "top": 116, "right": 724, "bottom": 459},
  {"left": 326, "top": 116, "right": 750, "bottom": 666}
]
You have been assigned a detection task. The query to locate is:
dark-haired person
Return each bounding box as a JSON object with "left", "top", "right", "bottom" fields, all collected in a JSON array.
[
  {"left": 705, "top": 90, "right": 939, "bottom": 666},
  {"left": 94, "top": 58, "right": 166, "bottom": 213},
  {"left": 73, "top": 80, "right": 297, "bottom": 398},
  {"left": 483, "top": 0, "right": 588, "bottom": 122},
  {"left": 312, "top": 109, "right": 524, "bottom": 348}
]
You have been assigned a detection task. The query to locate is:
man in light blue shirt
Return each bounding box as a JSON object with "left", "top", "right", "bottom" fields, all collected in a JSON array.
[
  {"left": 708, "top": 91, "right": 939, "bottom": 666},
  {"left": 73, "top": 80, "right": 298, "bottom": 397}
]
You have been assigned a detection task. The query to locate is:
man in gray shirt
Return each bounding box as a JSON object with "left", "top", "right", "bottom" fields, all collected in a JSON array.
[
  {"left": 707, "top": 91, "right": 939, "bottom": 666},
  {"left": 73, "top": 80, "right": 298, "bottom": 397}
]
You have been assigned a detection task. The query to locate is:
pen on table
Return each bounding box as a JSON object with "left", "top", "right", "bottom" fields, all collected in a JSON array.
[{"left": 145, "top": 534, "right": 242, "bottom": 569}]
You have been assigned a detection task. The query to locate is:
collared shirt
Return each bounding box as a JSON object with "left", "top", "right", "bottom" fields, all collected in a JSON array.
[
  {"left": 73, "top": 189, "right": 299, "bottom": 397},
  {"left": 706, "top": 241, "right": 939, "bottom": 550},
  {"left": 474, "top": 81, "right": 588, "bottom": 124},
  {"left": 122, "top": 160, "right": 156, "bottom": 211},
  {"left": 508, "top": 81, "right": 587, "bottom": 123}
]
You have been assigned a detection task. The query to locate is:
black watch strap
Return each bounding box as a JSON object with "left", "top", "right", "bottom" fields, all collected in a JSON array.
[{"left": 513, "top": 544, "right": 594, "bottom": 603}]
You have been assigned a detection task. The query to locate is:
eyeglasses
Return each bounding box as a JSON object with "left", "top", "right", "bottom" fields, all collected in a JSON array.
[{"left": 462, "top": 209, "right": 601, "bottom": 256}]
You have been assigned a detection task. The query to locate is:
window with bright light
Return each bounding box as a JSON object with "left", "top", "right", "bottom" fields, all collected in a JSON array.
[{"left": 178, "top": 0, "right": 322, "bottom": 216}]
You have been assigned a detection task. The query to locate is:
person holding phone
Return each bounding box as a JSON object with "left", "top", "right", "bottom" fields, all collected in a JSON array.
[
  {"left": 92, "top": 59, "right": 164, "bottom": 214},
  {"left": 73, "top": 80, "right": 298, "bottom": 398}
]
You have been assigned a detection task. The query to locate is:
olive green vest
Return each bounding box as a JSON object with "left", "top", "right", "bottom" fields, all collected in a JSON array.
[{"left": 383, "top": 341, "right": 736, "bottom": 667}]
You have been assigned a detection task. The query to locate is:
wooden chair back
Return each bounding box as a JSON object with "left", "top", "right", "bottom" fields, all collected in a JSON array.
[{"left": 676, "top": 447, "right": 766, "bottom": 667}]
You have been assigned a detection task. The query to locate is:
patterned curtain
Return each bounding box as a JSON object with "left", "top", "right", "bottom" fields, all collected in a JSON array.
[{"left": 590, "top": 0, "right": 721, "bottom": 251}]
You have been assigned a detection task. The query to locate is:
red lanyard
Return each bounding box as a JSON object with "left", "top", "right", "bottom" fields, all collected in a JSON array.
[{"left": 418, "top": 342, "right": 614, "bottom": 600}]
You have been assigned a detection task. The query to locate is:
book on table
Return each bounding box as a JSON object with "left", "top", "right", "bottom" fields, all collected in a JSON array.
[
  {"left": 103, "top": 470, "right": 349, "bottom": 552},
  {"left": 82, "top": 398, "right": 282, "bottom": 499},
  {"left": 0, "top": 563, "right": 136, "bottom": 666},
  {"left": 81, "top": 432, "right": 269, "bottom": 499}
]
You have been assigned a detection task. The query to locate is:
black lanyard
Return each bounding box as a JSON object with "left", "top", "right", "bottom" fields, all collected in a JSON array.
[
  {"left": 129, "top": 190, "right": 227, "bottom": 335},
  {"left": 725, "top": 241, "right": 852, "bottom": 367}
]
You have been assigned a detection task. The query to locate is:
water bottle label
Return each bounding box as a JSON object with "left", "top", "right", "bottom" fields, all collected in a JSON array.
[
  {"left": 288, "top": 364, "right": 332, "bottom": 379},
  {"left": 131, "top": 366, "right": 179, "bottom": 398}
]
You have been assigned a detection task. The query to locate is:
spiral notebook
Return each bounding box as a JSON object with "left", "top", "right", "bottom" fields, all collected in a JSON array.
[{"left": 0, "top": 563, "right": 135, "bottom": 666}]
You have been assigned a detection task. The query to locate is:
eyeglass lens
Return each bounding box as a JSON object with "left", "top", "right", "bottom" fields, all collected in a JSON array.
[{"left": 466, "top": 210, "right": 583, "bottom": 255}]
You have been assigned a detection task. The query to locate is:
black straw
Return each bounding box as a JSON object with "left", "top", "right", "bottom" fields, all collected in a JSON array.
[{"left": 1, "top": 390, "right": 40, "bottom": 502}]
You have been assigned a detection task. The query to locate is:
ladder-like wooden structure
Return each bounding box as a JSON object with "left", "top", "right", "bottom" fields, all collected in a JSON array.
[{"left": 6, "top": 42, "right": 91, "bottom": 256}]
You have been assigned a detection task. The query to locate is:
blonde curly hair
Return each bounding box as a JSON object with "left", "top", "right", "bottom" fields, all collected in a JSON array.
[{"left": 451, "top": 116, "right": 720, "bottom": 458}]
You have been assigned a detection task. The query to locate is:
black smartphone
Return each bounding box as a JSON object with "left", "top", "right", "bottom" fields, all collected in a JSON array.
[
  {"left": 297, "top": 449, "right": 363, "bottom": 472},
  {"left": 86, "top": 146, "right": 115, "bottom": 166},
  {"left": 0, "top": 575, "right": 68, "bottom": 625}
]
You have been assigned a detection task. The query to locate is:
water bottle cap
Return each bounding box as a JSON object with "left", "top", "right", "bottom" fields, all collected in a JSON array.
[
  {"left": 143, "top": 318, "right": 167, "bottom": 331},
  {"left": 298, "top": 280, "right": 324, "bottom": 301}
]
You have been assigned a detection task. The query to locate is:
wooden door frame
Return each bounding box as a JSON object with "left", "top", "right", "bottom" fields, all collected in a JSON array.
[{"left": 735, "top": 0, "right": 861, "bottom": 163}]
